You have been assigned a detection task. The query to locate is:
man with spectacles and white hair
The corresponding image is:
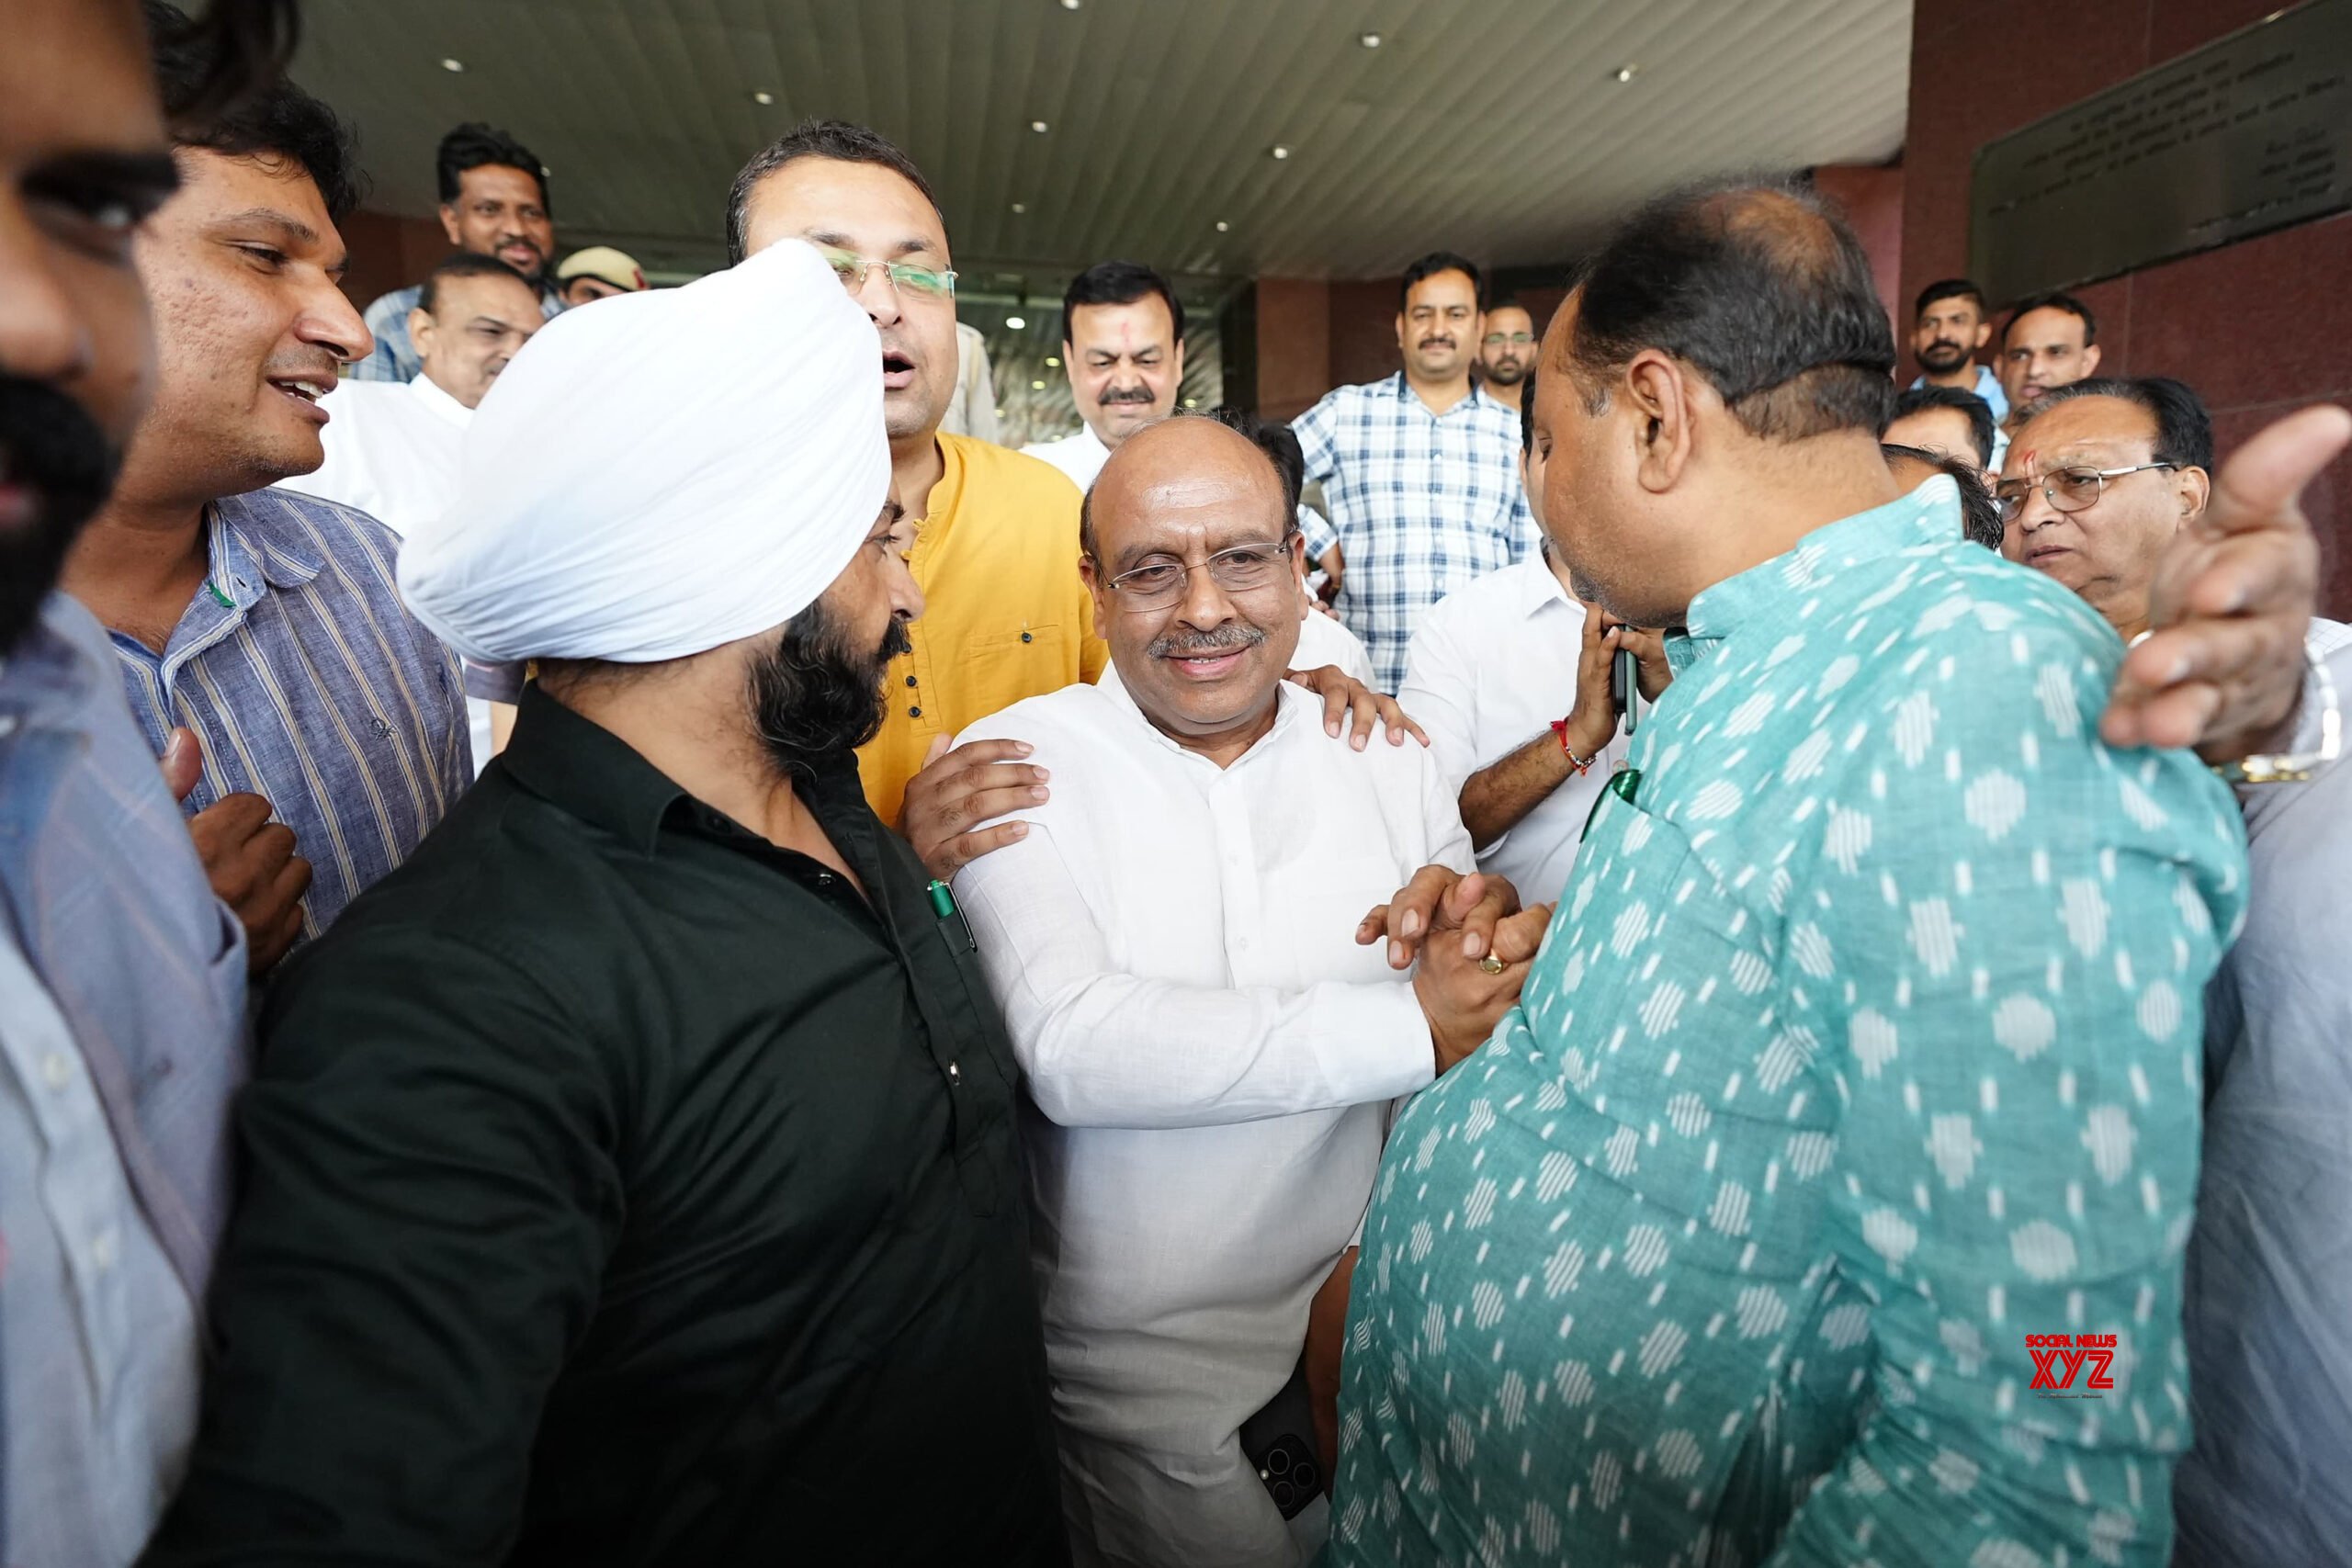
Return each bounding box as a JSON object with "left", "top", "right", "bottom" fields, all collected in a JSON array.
[
  {"left": 952, "top": 412, "right": 1552, "bottom": 1568},
  {"left": 2001, "top": 376, "right": 2352, "bottom": 1567}
]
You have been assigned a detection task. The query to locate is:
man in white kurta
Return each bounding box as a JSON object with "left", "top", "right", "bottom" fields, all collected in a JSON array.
[{"left": 955, "top": 415, "right": 1532, "bottom": 1567}]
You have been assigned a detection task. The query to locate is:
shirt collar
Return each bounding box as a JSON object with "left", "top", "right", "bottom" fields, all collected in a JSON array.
[
  {"left": 1097, "top": 660, "right": 1306, "bottom": 769},
  {"left": 1668, "top": 476, "right": 1962, "bottom": 673},
  {"left": 1513, "top": 548, "right": 1576, "bottom": 619},
  {"left": 405, "top": 372, "right": 474, "bottom": 429},
  {"left": 1388, "top": 371, "right": 1496, "bottom": 422},
  {"left": 208, "top": 491, "right": 324, "bottom": 603}
]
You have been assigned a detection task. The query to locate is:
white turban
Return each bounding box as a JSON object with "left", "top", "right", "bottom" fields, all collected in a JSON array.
[{"left": 397, "top": 239, "right": 889, "bottom": 664}]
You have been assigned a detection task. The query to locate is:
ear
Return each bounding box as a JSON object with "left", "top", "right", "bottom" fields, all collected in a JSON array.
[
  {"left": 1621, "top": 349, "right": 1696, "bottom": 495},
  {"left": 1170, "top": 338, "right": 1188, "bottom": 379},
  {"left": 1394, "top": 311, "right": 1408, "bottom": 353},
  {"left": 1970, "top": 321, "right": 1991, "bottom": 351},
  {"left": 407, "top": 307, "right": 435, "bottom": 360},
  {"left": 2175, "top": 464, "right": 2211, "bottom": 524},
  {"left": 2081, "top": 344, "right": 2103, "bottom": 375},
  {"left": 1080, "top": 553, "right": 1112, "bottom": 626},
  {"left": 438, "top": 204, "right": 463, "bottom": 246}
]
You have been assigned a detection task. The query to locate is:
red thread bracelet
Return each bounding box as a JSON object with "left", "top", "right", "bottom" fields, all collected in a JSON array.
[{"left": 1549, "top": 719, "right": 1597, "bottom": 775}]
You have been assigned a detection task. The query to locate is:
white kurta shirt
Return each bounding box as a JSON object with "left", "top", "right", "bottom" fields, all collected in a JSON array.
[
  {"left": 1022, "top": 423, "right": 1114, "bottom": 493},
  {"left": 277, "top": 374, "right": 469, "bottom": 536},
  {"left": 954, "top": 677, "right": 1472, "bottom": 1568},
  {"left": 1396, "top": 552, "right": 1623, "bottom": 908}
]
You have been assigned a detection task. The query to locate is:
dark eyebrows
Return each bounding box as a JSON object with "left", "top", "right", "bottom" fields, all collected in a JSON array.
[
  {"left": 209, "top": 206, "right": 322, "bottom": 249},
  {"left": 26, "top": 149, "right": 181, "bottom": 218},
  {"left": 802, "top": 228, "right": 940, "bottom": 261}
]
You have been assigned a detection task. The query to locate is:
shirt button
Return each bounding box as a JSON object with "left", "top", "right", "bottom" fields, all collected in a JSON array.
[
  {"left": 910, "top": 705, "right": 922, "bottom": 718},
  {"left": 1021, "top": 632, "right": 1034, "bottom": 644},
  {"left": 905, "top": 675, "right": 918, "bottom": 688},
  {"left": 40, "top": 1052, "right": 71, "bottom": 1090},
  {"left": 0, "top": 714, "right": 17, "bottom": 738},
  {"left": 946, "top": 1061, "right": 962, "bottom": 1086},
  {"left": 816, "top": 872, "right": 833, "bottom": 886},
  {"left": 90, "top": 1229, "right": 119, "bottom": 1272}
]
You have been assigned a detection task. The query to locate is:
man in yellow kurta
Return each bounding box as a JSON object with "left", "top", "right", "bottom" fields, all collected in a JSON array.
[{"left": 729, "top": 120, "right": 1107, "bottom": 848}]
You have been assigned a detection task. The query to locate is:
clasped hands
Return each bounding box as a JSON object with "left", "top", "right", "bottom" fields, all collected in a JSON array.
[{"left": 1358, "top": 865, "right": 1553, "bottom": 1076}]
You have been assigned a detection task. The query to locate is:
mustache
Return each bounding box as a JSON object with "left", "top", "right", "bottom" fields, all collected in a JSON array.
[
  {"left": 1419, "top": 336, "right": 1454, "bottom": 350},
  {"left": 1148, "top": 622, "right": 1267, "bottom": 659},
  {"left": 1098, "top": 385, "right": 1156, "bottom": 406},
  {"left": 0, "top": 376, "right": 123, "bottom": 653}
]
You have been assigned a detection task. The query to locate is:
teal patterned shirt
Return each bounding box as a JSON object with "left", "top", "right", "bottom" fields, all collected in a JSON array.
[{"left": 1329, "top": 479, "right": 2249, "bottom": 1568}]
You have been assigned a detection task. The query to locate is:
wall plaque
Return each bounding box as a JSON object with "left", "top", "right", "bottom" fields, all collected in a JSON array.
[{"left": 1971, "top": 0, "right": 2351, "bottom": 302}]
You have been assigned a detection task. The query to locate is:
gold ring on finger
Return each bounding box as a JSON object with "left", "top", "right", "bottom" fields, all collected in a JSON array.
[{"left": 1478, "top": 953, "right": 1507, "bottom": 976}]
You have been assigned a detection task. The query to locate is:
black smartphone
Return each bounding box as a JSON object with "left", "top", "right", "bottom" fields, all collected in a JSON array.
[
  {"left": 1238, "top": 1359, "right": 1322, "bottom": 1519},
  {"left": 1613, "top": 648, "right": 1640, "bottom": 736}
]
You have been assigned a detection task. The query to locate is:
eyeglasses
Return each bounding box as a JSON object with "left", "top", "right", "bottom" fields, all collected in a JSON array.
[
  {"left": 813, "top": 243, "right": 956, "bottom": 300},
  {"left": 1482, "top": 332, "right": 1535, "bottom": 347},
  {"left": 1102, "top": 532, "right": 1299, "bottom": 610},
  {"left": 1994, "top": 462, "right": 2177, "bottom": 524}
]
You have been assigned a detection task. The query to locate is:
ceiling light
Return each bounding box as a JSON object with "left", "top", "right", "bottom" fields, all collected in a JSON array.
[
  {"left": 1046, "top": 355, "right": 1061, "bottom": 367},
  {"left": 439, "top": 57, "right": 465, "bottom": 72},
  {"left": 1270, "top": 145, "right": 1290, "bottom": 160},
  {"left": 1360, "top": 32, "right": 1382, "bottom": 48},
  {"left": 1215, "top": 220, "right": 1230, "bottom": 232},
  {"left": 1012, "top": 201, "right": 1027, "bottom": 213},
  {"left": 1611, "top": 63, "right": 1639, "bottom": 83},
  {"left": 750, "top": 90, "right": 775, "bottom": 105},
  {"left": 1031, "top": 378, "right": 1047, "bottom": 390},
  {"left": 1183, "top": 399, "right": 1199, "bottom": 409},
  {"left": 1031, "top": 119, "right": 1050, "bottom": 133},
  {"left": 1061, "top": 0, "right": 1082, "bottom": 9},
  {"left": 1006, "top": 315, "right": 1027, "bottom": 330}
]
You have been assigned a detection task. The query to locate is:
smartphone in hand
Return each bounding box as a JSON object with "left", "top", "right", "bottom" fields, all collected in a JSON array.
[{"left": 1612, "top": 648, "right": 1640, "bottom": 736}]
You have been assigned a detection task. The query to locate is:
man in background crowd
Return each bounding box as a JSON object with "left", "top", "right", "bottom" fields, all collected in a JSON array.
[
  {"left": 1474, "top": 299, "right": 1536, "bottom": 413},
  {"left": 1885, "top": 380, "right": 1999, "bottom": 475},
  {"left": 554, "top": 243, "right": 645, "bottom": 304},
  {"left": 1398, "top": 365, "right": 1627, "bottom": 908},
  {"left": 956, "top": 412, "right": 1539, "bottom": 1566},
  {"left": 354, "top": 121, "right": 562, "bottom": 382},
  {"left": 2000, "top": 374, "right": 2352, "bottom": 1567},
  {"left": 59, "top": 33, "right": 469, "bottom": 964},
  {"left": 1293, "top": 250, "right": 1534, "bottom": 692},
  {"left": 1908, "top": 276, "right": 2007, "bottom": 423},
  {"left": 1023, "top": 259, "right": 1186, "bottom": 494},
  {"left": 281, "top": 251, "right": 540, "bottom": 535},
  {"left": 1998, "top": 288, "right": 2100, "bottom": 438},
  {"left": 1211, "top": 407, "right": 1376, "bottom": 684}
]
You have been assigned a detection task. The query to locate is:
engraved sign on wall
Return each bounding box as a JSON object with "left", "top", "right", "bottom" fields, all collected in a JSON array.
[{"left": 1971, "top": 0, "right": 2351, "bottom": 303}]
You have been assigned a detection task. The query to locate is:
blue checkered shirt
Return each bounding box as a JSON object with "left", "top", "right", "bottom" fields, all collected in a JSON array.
[
  {"left": 1292, "top": 374, "right": 1536, "bottom": 691},
  {"left": 103, "top": 489, "right": 471, "bottom": 942},
  {"left": 354, "top": 283, "right": 562, "bottom": 383}
]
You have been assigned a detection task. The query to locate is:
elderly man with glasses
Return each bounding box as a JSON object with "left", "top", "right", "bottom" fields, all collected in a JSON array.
[
  {"left": 2003, "top": 375, "right": 2351, "bottom": 1567},
  {"left": 951, "top": 412, "right": 1551, "bottom": 1568}
]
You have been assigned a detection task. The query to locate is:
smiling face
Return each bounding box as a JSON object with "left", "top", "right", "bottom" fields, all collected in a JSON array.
[
  {"left": 741, "top": 156, "right": 956, "bottom": 446},
  {"left": 121, "top": 146, "right": 368, "bottom": 502},
  {"left": 1067, "top": 293, "right": 1183, "bottom": 450},
  {"left": 413, "top": 269, "right": 544, "bottom": 409},
  {"left": 440, "top": 163, "right": 552, "bottom": 280},
  {"left": 1998, "top": 394, "right": 2205, "bottom": 638},
  {"left": 1396, "top": 267, "right": 1479, "bottom": 382},
  {"left": 0, "top": 0, "right": 170, "bottom": 648},
  {"left": 1085, "top": 419, "right": 1302, "bottom": 755}
]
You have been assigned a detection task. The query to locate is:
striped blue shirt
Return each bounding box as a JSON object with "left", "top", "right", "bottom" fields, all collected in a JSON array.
[
  {"left": 103, "top": 489, "right": 470, "bottom": 942},
  {"left": 1292, "top": 374, "right": 1537, "bottom": 692}
]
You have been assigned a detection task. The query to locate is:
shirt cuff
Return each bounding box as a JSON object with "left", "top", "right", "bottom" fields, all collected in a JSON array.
[{"left": 1316, "top": 979, "right": 1436, "bottom": 1107}]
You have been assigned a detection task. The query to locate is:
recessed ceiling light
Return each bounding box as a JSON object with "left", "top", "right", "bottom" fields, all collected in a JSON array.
[
  {"left": 439, "top": 57, "right": 465, "bottom": 72},
  {"left": 1611, "top": 63, "right": 1639, "bottom": 83},
  {"left": 1270, "top": 145, "right": 1290, "bottom": 160},
  {"left": 750, "top": 90, "right": 775, "bottom": 105},
  {"left": 1360, "top": 32, "right": 1382, "bottom": 48},
  {"left": 1046, "top": 355, "right": 1061, "bottom": 367},
  {"left": 1031, "top": 119, "right": 1050, "bottom": 133},
  {"left": 1183, "top": 399, "right": 1199, "bottom": 409},
  {"left": 1006, "top": 315, "right": 1028, "bottom": 330},
  {"left": 1061, "top": 0, "right": 1082, "bottom": 9},
  {"left": 1031, "top": 378, "right": 1046, "bottom": 390},
  {"left": 1215, "top": 220, "right": 1230, "bottom": 232}
]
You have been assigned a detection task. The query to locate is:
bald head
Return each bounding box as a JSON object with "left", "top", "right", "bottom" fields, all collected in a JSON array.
[{"left": 1080, "top": 413, "right": 1304, "bottom": 758}]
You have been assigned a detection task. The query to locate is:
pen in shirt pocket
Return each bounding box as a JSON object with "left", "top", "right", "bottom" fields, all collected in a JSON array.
[{"left": 927, "top": 878, "right": 978, "bottom": 952}]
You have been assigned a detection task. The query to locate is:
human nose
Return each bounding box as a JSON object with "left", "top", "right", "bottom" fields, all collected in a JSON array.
[
  {"left": 0, "top": 206, "right": 89, "bottom": 381},
  {"left": 298, "top": 272, "right": 371, "bottom": 364},
  {"left": 848, "top": 265, "right": 901, "bottom": 327},
  {"left": 1174, "top": 556, "right": 1239, "bottom": 627}
]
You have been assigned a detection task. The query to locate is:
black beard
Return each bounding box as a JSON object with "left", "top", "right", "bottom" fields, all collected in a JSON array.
[
  {"left": 1917, "top": 340, "right": 1970, "bottom": 372},
  {"left": 747, "top": 595, "right": 912, "bottom": 777},
  {"left": 0, "top": 377, "right": 121, "bottom": 654},
  {"left": 1483, "top": 360, "right": 1528, "bottom": 387}
]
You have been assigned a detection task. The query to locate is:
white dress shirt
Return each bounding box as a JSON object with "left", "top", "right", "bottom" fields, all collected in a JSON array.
[
  {"left": 0, "top": 937, "right": 201, "bottom": 1567},
  {"left": 277, "top": 374, "right": 469, "bottom": 536},
  {"left": 954, "top": 677, "right": 1471, "bottom": 1568},
  {"left": 1022, "top": 424, "right": 1114, "bottom": 492},
  {"left": 1396, "top": 551, "right": 1623, "bottom": 908}
]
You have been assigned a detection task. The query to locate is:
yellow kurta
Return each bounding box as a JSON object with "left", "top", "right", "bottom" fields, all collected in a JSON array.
[{"left": 856, "top": 432, "right": 1109, "bottom": 823}]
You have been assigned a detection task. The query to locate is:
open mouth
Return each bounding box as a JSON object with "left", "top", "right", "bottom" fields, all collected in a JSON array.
[
  {"left": 1162, "top": 648, "right": 1250, "bottom": 680},
  {"left": 267, "top": 376, "right": 335, "bottom": 422},
  {"left": 880, "top": 349, "right": 917, "bottom": 390}
]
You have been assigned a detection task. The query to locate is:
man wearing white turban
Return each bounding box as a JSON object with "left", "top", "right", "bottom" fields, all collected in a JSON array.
[{"left": 142, "top": 240, "right": 1071, "bottom": 1568}]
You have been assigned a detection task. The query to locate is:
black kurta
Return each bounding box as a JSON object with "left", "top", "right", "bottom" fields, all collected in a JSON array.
[{"left": 146, "top": 685, "right": 1066, "bottom": 1567}]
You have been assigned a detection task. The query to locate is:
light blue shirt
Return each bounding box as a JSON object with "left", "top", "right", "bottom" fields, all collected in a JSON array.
[
  {"left": 0, "top": 593, "right": 246, "bottom": 1564},
  {"left": 1909, "top": 362, "right": 2009, "bottom": 425},
  {"left": 1330, "top": 479, "right": 2249, "bottom": 1566}
]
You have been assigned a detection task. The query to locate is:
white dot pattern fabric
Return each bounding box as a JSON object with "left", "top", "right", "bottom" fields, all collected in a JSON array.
[{"left": 1329, "top": 479, "right": 2249, "bottom": 1567}]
